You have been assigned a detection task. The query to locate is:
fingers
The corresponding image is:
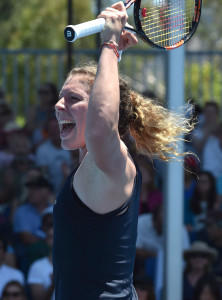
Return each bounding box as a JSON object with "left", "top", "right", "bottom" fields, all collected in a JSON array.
[
  {"left": 111, "top": 1, "right": 126, "bottom": 12},
  {"left": 118, "top": 31, "right": 138, "bottom": 51},
  {"left": 124, "top": 31, "right": 138, "bottom": 45},
  {"left": 99, "top": 7, "right": 128, "bottom": 20},
  {"left": 98, "top": 1, "right": 128, "bottom": 45}
]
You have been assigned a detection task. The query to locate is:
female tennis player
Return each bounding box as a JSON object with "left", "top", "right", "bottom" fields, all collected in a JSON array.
[{"left": 53, "top": 2, "right": 193, "bottom": 299}]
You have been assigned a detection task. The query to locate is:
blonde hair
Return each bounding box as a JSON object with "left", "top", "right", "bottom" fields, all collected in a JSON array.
[{"left": 66, "top": 62, "right": 194, "bottom": 162}]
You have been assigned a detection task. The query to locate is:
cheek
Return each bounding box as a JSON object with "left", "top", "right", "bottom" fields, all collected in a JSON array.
[{"left": 75, "top": 106, "right": 88, "bottom": 127}]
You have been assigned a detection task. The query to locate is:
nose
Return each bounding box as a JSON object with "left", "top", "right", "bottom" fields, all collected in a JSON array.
[{"left": 55, "top": 97, "right": 65, "bottom": 112}]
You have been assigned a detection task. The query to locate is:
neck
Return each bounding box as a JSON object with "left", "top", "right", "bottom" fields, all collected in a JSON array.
[{"left": 79, "top": 146, "right": 87, "bottom": 163}]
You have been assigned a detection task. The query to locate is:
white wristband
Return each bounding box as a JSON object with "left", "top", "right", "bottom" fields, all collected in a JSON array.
[{"left": 118, "top": 50, "right": 123, "bottom": 63}]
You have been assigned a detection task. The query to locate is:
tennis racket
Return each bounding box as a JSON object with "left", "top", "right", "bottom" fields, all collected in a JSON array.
[{"left": 64, "top": 0, "right": 202, "bottom": 50}]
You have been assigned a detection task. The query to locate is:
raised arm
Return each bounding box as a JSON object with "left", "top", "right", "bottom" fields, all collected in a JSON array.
[{"left": 85, "top": 2, "right": 137, "bottom": 176}]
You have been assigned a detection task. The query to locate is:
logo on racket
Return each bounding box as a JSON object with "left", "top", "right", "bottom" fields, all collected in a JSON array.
[{"left": 64, "top": 27, "right": 75, "bottom": 42}]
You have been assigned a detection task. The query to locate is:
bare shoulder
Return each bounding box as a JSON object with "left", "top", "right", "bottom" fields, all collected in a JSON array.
[{"left": 73, "top": 143, "right": 136, "bottom": 214}]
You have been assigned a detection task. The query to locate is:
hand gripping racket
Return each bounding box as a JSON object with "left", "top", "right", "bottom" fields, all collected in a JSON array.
[{"left": 64, "top": 0, "right": 202, "bottom": 50}]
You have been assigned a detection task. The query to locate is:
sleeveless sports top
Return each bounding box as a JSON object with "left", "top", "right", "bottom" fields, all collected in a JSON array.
[{"left": 53, "top": 163, "right": 141, "bottom": 300}]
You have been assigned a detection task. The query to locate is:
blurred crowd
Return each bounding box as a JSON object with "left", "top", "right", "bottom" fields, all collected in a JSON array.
[{"left": 0, "top": 83, "right": 222, "bottom": 300}]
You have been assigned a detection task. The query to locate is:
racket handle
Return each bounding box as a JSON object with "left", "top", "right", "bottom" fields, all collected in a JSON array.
[{"left": 64, "top": 18, "right": 106, "bottom": 42}]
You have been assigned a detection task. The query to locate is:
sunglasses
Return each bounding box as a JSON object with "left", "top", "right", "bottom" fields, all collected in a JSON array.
[{"left": 2, "top": 292, "right": 23, "bottom": 298}]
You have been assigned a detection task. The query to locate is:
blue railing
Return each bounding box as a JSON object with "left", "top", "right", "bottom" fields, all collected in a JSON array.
[{"left": 1, "top": 49, "right": 222, "bottom": 118}]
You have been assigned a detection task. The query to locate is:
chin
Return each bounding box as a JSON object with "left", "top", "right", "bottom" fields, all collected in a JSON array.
[{"left": 61, "top": 140, "right": 77, "bottom": 151}]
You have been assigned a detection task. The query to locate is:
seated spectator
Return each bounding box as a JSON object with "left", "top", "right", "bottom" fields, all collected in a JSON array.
[
  {"left": 183, "top": 241, "right": 218, "bottom": 300},
  {"left": 192, "top": 101, "right": 220, "bottom": 159},
  {"left": 0, "top": 132, "right": 35, "bottom": 209},
  {"left": 1, "top": 280, "right": 27, "bottom": 300},
  {"left": 133, "top": 274, "right": 156, "bottom": 300},
  {"left": 0, "top": 102, "right": 20, "bottom": 150},
  {"left": 13, "top": 176, "right": 53, "bottom": 275},
  {"left": 135, "top": 156, "right": 163, "bottom": 214},
  {"left": 184, "top": 155, "right": 199, "bottom": 235},
  {"left": 190, "top": 171, "right": 220, "bottom": 234},
  {"left": 27, "top": 206, "right": 53, "bottom": 267},
  {"left": 135, "top": 204, "right": 190, "bottom": 280},
  {"left": 27, "top": 223, "right": 54, "bottom": 300},
  {"left": 202, "top": 123, "right": 222, "bottom": 179},
  {"left": 136, "top": 205, "right": 163, "bottom": 260},
  {"left": 0, "top": 143, "right": 36, "bottom": 244},
  {"left": 0, "top": 236, "right": 25, "bottom": 298},
  {"left": 197, "top": 211, "right": 222, "bottom": 277},
  {"left": 25, "top": 82, "right": 58, "bottom": 147},
  {"left": 0, "top": 130, "right": 34, "bottom": 169},
  {"left": 35, "top": 115, "right": 73, "bottom": 193},
  {"left": 192, "top": 274, "right": 221, "bottom": 300}
]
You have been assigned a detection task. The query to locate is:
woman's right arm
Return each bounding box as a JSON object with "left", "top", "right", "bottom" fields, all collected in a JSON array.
[{"left": 85, "top": 2, "right": 137, "bottom": 178}]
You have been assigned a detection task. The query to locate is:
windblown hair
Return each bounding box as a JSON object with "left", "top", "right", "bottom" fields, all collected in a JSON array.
[{"left": 66, "top": 62, "right": 194, "bottom": 162}]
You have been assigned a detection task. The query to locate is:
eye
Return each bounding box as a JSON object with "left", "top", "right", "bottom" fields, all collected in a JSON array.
[{"left": 70, "top": 95, "right": 80, "bottom": 101}]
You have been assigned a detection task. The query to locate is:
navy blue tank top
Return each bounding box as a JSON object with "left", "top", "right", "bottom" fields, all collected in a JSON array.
[{"left": 53, "top": 163, "right": 141, "bottom": 300}]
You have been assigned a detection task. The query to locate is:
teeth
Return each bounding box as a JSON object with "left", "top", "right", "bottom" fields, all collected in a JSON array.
[
  {"left": 59, "top": 120, "right": 75, "bottom": 125},
  {"left": 58, "top": 119, "right": 76, "bottom": 134}
]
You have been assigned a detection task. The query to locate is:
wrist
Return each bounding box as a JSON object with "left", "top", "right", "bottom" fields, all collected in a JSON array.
[{"left": 100, "top": 40, "right": 120, "bottom": 60}]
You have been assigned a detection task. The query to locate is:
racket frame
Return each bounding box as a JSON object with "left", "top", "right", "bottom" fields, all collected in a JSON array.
[{"left": 132, "top": 0, "right": 202, "bottom": 50}]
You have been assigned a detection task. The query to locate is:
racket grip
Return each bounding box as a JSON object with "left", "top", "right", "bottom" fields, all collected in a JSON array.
[{"left": 64, "top": 18, "right": 106, "bottom": 42}]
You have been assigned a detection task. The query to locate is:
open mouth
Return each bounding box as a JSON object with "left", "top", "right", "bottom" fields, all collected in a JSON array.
[{"left": 59, "top": 120, "right": 76, "bottom": 133}]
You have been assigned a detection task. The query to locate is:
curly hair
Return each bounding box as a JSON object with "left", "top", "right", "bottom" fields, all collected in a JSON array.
[{"left": 66, "top": 62, "right": 194, "bottom": 162}]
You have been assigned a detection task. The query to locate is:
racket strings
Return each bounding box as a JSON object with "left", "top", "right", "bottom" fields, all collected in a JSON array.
[{"left": 140, "top": 0, "right": 195, "bottom": 47}]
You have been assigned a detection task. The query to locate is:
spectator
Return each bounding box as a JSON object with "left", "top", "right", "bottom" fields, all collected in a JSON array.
[
  {"left": 192, "top": 274, "right": 221, "bottom": 300},
  {"left": 35, "top": 116, "right": 73, "bottom": 193},
  {"left": 0, "top": 133, "right": 35, "bottom": 213},
  {"left": 135, "top": 156, "right": 163, "bottom": 214},
  {"left": 183, "top": 241, "right": 218, "bottom": 300},
  {"left": 0, "top": 102, "right": 19, "bottom": 150},
  {"left": 135, "top": 205, "right": 190, "bottom": 280},
  {"left": 136, "top": 205, "right": 163, "bottom": 260},
  {"left": 0, "top": 236, "right": 25, "bottom": 298},
  {"left": 13, "top": 176, "right": 53, "bottom": 275},
  {"left": 133, "top": 274, "right": 156, "bottom": 300},
  {"left": 27, "top": 222, "right": 54, "bottom": 300},
  {"left": 192, "top": 101, "right": 220, "bottom": 158},
  {"left": 0, "top": 131, "right": 34, "bottom": 171},
  {"left": 202, "top": 123, "right": 222, "bottom": 179},
  {"left": 190, "top": 171, "right": 220, "bottom": 233},
  {"left": 197, "top": 211, "right": 222, "bottom": 277},
  {"left": 1, "top": 280, "right": 27, "bottom": 300},
  {"left": 27, "top": 206, "right": 53, "bottom": 267},
  {"left": 184, "top": 155, "right": 199, "bottom": 235},
  {"left": 25, "top": 82, "right": 58, "bottom": 147}
]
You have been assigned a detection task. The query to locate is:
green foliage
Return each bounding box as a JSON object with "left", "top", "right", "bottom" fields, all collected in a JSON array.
[
  {"left": 0, "top": 0, "right": 96, "bottom": 49},
  {"left": 185, "top": 60, "right": 222, "bottom": 104}
]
